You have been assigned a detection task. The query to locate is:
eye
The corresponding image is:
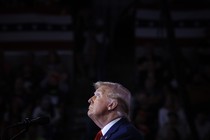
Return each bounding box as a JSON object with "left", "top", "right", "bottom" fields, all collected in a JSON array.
[
  {"left": 94, "top": 91, "right": 102, "bottom": 98},
  {"left": 95, "top": 94, "right": 100, "bottom": 97}
]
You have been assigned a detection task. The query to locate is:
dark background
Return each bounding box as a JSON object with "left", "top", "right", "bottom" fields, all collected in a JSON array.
[{"left": 0, "top": 0, "right": 210, "bottom": 140}]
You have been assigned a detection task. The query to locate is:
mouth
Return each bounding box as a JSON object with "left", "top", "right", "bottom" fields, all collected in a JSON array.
[{"left": 88, "top": 106, "right": 93, "bottom": 110}]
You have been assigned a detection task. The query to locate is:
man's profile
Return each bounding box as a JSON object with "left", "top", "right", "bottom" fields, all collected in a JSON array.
[{"left": 87, "top": 81, "right": 143, "bottom": 140}]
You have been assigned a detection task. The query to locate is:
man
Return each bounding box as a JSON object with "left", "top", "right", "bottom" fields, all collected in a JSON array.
[{"left": 87, "top": 81, "right": 144, "bottom": 140}]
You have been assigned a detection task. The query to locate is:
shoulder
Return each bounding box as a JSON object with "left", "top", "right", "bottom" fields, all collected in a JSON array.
[
  {"left": 105, "top": 118, "right": 144, "bottom": 140},
  {"left": 119, "top": 120, "right": 144, "bottom": 139}
]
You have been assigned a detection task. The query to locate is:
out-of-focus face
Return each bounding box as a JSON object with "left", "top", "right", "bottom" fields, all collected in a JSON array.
[{"left": 87, "top": 86, "right": 111, "bottom": 120}]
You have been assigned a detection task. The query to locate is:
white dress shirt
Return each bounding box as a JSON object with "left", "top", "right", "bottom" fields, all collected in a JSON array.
[{"left": 101, "top": 117, "right": 121, "bottom": 136}]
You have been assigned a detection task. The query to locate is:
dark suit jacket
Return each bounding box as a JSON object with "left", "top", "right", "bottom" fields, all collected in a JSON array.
[{"left": 101, "top": 118, "right": 144, "bottom": 140}]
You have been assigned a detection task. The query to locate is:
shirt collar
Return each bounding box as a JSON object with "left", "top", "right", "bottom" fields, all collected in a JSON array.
[{"left": 101, "top": 117, "right": 121, "bottom": 136}]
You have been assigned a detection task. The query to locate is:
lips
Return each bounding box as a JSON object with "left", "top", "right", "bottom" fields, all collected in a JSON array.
[{"left": 89, "top": 106, "right": 93, "bottom": 110}]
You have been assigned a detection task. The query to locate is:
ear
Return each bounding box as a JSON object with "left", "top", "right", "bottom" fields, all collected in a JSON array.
[{"left": 107, "top": 99, "right": 118, "bottom": 111}]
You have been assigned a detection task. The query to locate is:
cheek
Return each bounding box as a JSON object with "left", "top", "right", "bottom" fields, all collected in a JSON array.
[{"left": 93, "top": 100, "right": 108, "bottom": 114}]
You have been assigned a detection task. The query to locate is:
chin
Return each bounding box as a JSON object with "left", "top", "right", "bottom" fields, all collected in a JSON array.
[
  {"left": 87, "top": 110, "right": 92, "bottom": 117},
  {"left": 88, "top": 112, "right": 97, "bottom": 120}
]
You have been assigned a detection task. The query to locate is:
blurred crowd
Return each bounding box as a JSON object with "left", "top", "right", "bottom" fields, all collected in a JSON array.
[
  {"left": 132, "top": 48, "right": 210, "bottom": 140},
  {"left": 0, "top": 51, "right": 72, "bottom": 140},
  {"left": 0, "top": 48, "right": 210, "bottom": 140},
  {"left": 0, "top": 1, "right": 210, "bottom": 140}
]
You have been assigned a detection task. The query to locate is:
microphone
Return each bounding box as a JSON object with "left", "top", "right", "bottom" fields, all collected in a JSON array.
[{"left": 7, "top": 116, "right": 50, "bottom": 128}]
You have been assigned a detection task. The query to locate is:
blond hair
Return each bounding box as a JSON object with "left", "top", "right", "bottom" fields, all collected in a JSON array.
[{"left": 94, "top": 81, "right": 132, "bottom": 120}]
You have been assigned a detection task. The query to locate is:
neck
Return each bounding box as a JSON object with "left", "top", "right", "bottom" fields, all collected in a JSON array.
[{"left": 95, "top": 112, "right": 121, "bottom": 129}]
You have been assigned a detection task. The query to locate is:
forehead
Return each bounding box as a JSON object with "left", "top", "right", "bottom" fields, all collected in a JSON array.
[{"left": 95, "top": 85, "right": 110, "bottom": 94}]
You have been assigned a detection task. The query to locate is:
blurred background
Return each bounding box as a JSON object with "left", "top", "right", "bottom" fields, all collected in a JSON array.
[{"left": 0, "top": 0, "right": 210, "bottom": 140}]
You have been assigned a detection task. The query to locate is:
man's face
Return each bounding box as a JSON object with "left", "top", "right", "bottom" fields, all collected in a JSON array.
[{"left": 87, "top": 86, "right": 111, "bottom": 119}]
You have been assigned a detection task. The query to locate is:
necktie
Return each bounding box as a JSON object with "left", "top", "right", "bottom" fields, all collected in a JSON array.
[{"left": 94, "top": 130, "right": 103, "bottom": 140}]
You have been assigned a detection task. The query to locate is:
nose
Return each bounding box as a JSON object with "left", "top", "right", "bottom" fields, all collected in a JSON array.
[
  {"left": 88, "top": 96, "right": 93, "bottom": 103},
  {"left": 88, "top": 96, "right": 95, "bottom": 103}
]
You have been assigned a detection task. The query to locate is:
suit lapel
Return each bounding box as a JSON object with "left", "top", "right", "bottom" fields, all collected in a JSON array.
[{"left": 102, "top": 118, "right": 128, "bottom": 140}]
